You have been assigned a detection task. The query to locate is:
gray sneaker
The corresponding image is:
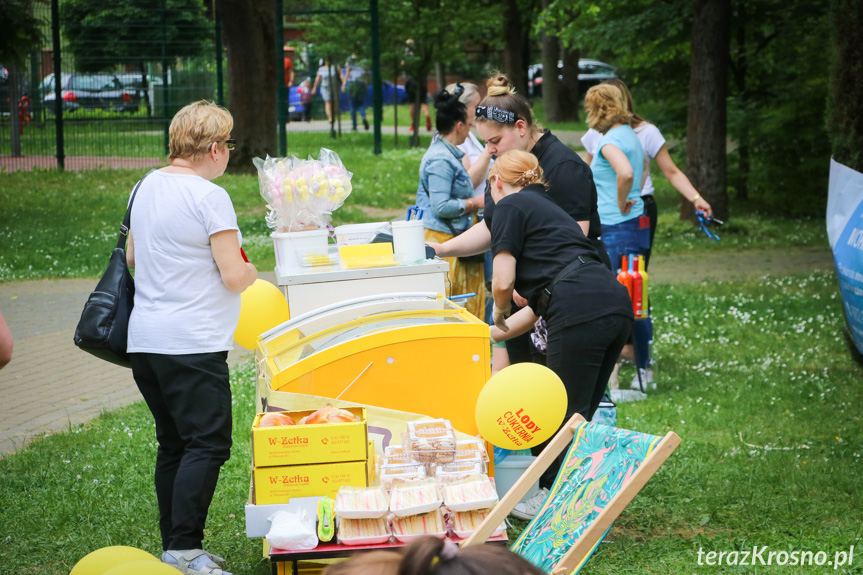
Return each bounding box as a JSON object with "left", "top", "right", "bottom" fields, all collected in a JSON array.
[
  {"left": 163, "top": 550, "right": 230, "bottom": 575},
  {"left": 511, "top": 487, "right": 550, "bottom": 520}
]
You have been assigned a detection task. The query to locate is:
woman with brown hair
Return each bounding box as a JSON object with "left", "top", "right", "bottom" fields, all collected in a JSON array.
[{"left": 486, "top": 149, "right": 632, "bottom": 520}]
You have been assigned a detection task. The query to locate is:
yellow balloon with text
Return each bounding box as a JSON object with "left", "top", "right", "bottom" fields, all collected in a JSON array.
[
  {"left": 475, "top": 363, "right": 567, "bottom": 449},
  {"left": 103, "top": 559, "right": 181, "bottom": 575},
  {"left": 234, "top": 279, "right": 291, "bottom": 350},
  {"left": 69, "top": 546, "right": 158, "bottom": 575}
]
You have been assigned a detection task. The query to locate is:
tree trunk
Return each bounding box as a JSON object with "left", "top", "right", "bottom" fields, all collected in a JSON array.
[
  {"left": 828, "top": 0, "right": 863, "bottom": 173},
  {"left": 502, "top": 0, "right": 528, "bottom": 95},
  {"left": 540, "top": 0, "right": 561, "bottom": 121},
  {"left": 558, "top": 46, "right": 580, "bottom": 122},
  {"left": 219, "top": 0, "right": 276, "bottom": 172},
  {"left": 733, "top": 0, "right": 748, "bottom": 200},
  {"left": 9, "top": 65, "right": 21, "bottom": 157},
  {"left": 435, "top": 62, "right": 446, "bottom": 94},
  {"left": 685, "top": 0, "right": 731, "bottom": 222}
]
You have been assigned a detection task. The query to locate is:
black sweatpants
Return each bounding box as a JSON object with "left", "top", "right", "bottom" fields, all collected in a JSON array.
[
  {"left": 130, "top": 351, "right": 233, "bottom": 551},
  {"left": 530, "top": 313, "right": 632, "bottom": 489}
]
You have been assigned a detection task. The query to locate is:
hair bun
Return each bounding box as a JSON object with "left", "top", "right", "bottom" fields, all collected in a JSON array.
[
  {"left": 433, "top": 89, "right": 459, "bottom": 110},
  {"left": 486, "top": 74, "right": 515, "bottom": 97}
]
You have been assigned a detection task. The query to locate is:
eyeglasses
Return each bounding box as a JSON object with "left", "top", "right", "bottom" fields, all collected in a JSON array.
[{"left": 223, "top": 139, "right": 236, "bottom": 150}]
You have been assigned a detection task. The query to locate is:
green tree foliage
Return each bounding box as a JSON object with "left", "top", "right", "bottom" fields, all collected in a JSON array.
[
  {"left": 60, "top": 0, "right": 212, "bottom": 72},
  {"left": 0, "top": 0, "right": 44, "bottom": 68},
  {"left": 543, "top": 0, "right": 831, "bottom": 215},
  {"left": 828, "top": 0, "right": 863, "bottom": 173}
]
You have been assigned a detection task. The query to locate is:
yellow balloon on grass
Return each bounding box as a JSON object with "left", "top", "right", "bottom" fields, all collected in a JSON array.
[
  {"left": 475, "top": 363, "right": 567, "bottom": 449},
  {"left": 69, "top": 546, "right": 157, "bottom": 575},
  {"left": 103, "top": 559, "right": 180, "bottom": 575},
  {"left": 234, "top": 279, "right": 291, "bottom": 350}
]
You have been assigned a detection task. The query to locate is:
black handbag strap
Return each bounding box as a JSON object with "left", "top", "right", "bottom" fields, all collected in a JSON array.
[
  {"left": 548, "top": 253, "right": 601, "bottom": 295},
  {"left": 117, "top": 169, "right": 157, "bottom": 250}
]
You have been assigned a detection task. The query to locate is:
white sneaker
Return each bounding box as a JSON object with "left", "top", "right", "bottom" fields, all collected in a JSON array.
[
  {"left": 610, "top": 388, "right": 648, "bottom": 403},
  {"left": 163, "top": 550, "right": 230, "bottom": 575},
  {"left": 511, "top": 487, "right": 550, "bottom": 520},
  {"left": 630, "top": 368, "right": 655, "bottom": 391}
]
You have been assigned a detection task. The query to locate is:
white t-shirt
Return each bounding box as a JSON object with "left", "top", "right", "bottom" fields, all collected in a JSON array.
[
  {"left": 458, "top": 131, "right": 491, "bottom": 196},
  {"left": 127, "top": 170, "right": 242, "bottom": 354},
  {"left": 581, "top": 123, "right": 667, "bottom": 196}
]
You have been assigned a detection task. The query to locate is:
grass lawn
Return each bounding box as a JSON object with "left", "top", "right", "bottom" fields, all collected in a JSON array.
[
  {"left": 0, "top": 132, "right": 857, "bottom": 574},
  {"left": 1, "top": 271, "right": 860, "bottom": 574}
]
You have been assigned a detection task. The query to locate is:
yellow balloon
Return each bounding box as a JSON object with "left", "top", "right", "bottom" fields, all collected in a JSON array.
[
  {"left": 70, "top": 546, "right": 157, "bottom": 575},
  {"left": 103, "top": 559, "right": 180, "bottom": 575},
  {"left": 475, "top": 363, "right": 568, "bottom": 449},
  {"left": 234, "top": 279, "right": 291, "bottom": 350}
]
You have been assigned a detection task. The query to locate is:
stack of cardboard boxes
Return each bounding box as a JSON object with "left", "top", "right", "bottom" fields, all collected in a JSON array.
[{"left": 250, "top": 407, "right": 374, "bottom": 506}]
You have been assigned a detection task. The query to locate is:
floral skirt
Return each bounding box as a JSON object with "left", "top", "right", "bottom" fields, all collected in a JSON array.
[{"left": 424, "top": 228, "right": 486, "bottom": 321}]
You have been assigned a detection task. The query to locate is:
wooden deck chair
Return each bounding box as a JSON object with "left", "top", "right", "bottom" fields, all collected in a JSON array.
[{"left": 463, "top": 413, "right": 680, "bottom": 575}]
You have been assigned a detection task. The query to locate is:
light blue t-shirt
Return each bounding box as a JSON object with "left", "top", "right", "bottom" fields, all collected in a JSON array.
[{"left": 591, "top": 125, "right": 645, "bottom": 225}]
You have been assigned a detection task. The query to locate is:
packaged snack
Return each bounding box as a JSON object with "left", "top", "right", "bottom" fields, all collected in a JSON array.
[
  {"left": 384, "top": 444, "right": 408, "bottom": 457},
  {"left": 391, "top": 508, "right": 447, "bottom": 543},
  {"left": 298, "top": 404, "right": 359, "bottom": 425},
  {"left": 258, "top": 412, "right": 297, "bottom": 427},
  {"left": 379, "top": 464, "right": 426, "bottom": 491},
  {"left": 334, "top": 486, "right": 389, "bottom": 519},
  {"left": 337, "top": 516, "right": 391, "bottom": 546},
  {"left": 455, "top": 439, "right": 490, "bottom": 463},
  {"left": 389, "top": 478, "right": 443, "bottom": 517},
  {"left": 441, "top": 475, "right": 499, "bottom": 512},
  {"left": 406, "top": 420, "right": 456, "bottom": 463},
  {"left": 450, "top": 509, "right": 506, "bottom": 539},
  {"left": 435, "top": 461, "right": 485, "bottom": 486}
]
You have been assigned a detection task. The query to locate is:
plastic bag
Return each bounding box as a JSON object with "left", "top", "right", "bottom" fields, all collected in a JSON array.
[
  {"left": 254, "top": 148, "right": 353, "bottom": 232},
  {"left": 265, "top": 509, "right": 319, "bottom": 550}
]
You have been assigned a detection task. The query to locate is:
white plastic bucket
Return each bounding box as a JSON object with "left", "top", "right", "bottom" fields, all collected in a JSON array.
[
  {"left": 272, "top": 229, "right": 329, "bottom": 273},
  {"left": 334, "top": 222, "right": 389, "bottom": 245},
  {"left": 391, "top": 220, "right": 426, "bottom": 264},
  {"left": 494, "top": 455, "right": 540, "bottom": 501}
]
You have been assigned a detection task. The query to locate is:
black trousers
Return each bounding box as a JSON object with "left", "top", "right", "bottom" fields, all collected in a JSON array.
[
  {"left": 530, "top": 314, "right": 632, "bottom": 488},
  {"left": 130, "top": 351, "right": 233, "bottom": 551}
]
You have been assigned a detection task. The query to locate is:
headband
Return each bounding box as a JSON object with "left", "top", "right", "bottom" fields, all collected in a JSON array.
[{"left": 475, "top": 105, "right": 518, "bottom": 124}]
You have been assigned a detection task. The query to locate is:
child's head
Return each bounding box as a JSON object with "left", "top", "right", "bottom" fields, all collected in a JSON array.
[{"left": 323, "top": 536, "right": 545, "bottom": 575}]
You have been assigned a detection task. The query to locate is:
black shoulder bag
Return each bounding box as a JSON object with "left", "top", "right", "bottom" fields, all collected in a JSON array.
[
  {"left": 73, "top": 171, "right": 154, "bottom": 368},
  {"left": 421, "top": 182, "right": 485, "bottom": 264}
]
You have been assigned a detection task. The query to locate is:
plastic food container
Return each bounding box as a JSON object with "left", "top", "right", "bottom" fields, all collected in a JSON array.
[
  {"left": 441, "top": 475, "right": 499, "bottom": 512},
  {"left": 451, "top": 509, "right": 506, "bottom": 539},
  {"left": 389, "top": 478, "right": 443, "bottom": 517},
  {"left": 334, "top": 222, "right": 390, "bottom": 245},
  {"left": 272, "top": 229, "right": 329, "bottom": 273},
  {"left": 391, "top": 509, "right": 447, "bottom": 543},
  {"left": 337, "top": 517, "right": 392, "bottom": 546},
  {"left": 334, "top": 486, "right": 389, "bottom": 519}
]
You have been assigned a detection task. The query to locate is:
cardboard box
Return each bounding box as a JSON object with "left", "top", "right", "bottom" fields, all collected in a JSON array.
[
  {"left": 254, "top": 460, "right": 369, "bottom": 505},
  {"left": 252, "top": 407, "right": 368, "bottom": 467}
]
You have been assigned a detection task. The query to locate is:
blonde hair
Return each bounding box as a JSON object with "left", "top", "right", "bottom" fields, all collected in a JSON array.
[
  {"left": 584, "top": 84, "right": 632, "bottom": 134},
  {"left": 604, "top": 78, "right": 645, "bottom": 127},
  {"left": 476, "top": 74, "right": 541, "bottom": 134},
  {"left": 446, "top": 82, "right": 480, "bottom": 105},
  {"left": 488, "top": 149, "right": 545, "bottom": 188},
  {"left": 169, "top": 100, "right": 233, "bottom": 162}
]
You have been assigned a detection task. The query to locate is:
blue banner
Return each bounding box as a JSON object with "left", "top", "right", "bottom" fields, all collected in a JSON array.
[{"left": 828, "top": 159, "right": 863, "bottom": 355}]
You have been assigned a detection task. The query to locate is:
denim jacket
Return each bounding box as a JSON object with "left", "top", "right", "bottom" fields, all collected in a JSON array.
[{"left": 415, "top": 136, "right": 475, "bottom": 235}]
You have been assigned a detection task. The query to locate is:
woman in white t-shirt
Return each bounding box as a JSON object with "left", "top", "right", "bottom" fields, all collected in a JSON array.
[
  {"left": 126, "top": 101, "right": 257, "bottom": 575},
  {"left": 582, "top": 78, "right": 713, "bottom": 269},
  {"left": 581, "top": 79, "right": 712, "bottom": 391}
]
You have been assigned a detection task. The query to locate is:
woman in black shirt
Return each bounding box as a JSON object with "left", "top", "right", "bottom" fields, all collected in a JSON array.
[{"left": 487, "top": 150, "right": 633, "bottom": 519}]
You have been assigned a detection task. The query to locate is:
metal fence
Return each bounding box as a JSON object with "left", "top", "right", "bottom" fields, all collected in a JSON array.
[{"left": 0, "top": 1, "right": 392, "bottom": 172}]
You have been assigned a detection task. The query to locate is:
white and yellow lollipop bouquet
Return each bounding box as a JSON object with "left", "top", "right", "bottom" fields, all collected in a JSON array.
[{"left": 254, "top": 148, "right": 353, "bottom": 232}]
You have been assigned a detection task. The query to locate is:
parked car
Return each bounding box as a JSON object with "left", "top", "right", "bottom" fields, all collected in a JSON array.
[
  {"left": 41, "top": 73, "right": 137, "bottom": 113},
  {"left": 117, "top": 73, "right": 165, "bottom": 114},
  {"left": 527, "top": 59, "right": 617, "bottom": 98},
  {"left": 287, "top": 78, "right": 408, "bottom": 121}
]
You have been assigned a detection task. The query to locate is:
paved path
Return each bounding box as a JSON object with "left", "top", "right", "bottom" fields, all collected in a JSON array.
[
  {"left": 0, "top": 246, "right": 834, "bottom": 457},
  {"left": 0, "top": 273, "right": 274, "bottom": 456}
]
